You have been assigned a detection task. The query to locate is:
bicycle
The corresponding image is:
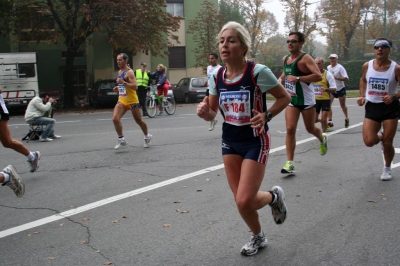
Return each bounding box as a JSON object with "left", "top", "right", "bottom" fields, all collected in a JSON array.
[{"left": 145, "top": 85, "right": 176, "bottom": 118}]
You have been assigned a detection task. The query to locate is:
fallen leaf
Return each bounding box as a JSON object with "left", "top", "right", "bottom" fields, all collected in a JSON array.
[
  {"left": 204, "top": 227, "right": 211, "bottom": 230},
  {"left": 82, "top": 218, "right": 89, "bottom": 222},
  {"left": 180, "top": 210, "right": 189, "bottom": 214},
  {"left": 112, "top": 220, "right": 119, "bottom": 223},
  {"left": 80, "top": 240, "right": 87, "bottom": 245},
  {"left": 33, "top": 232, "right": 40, "bottom": 234},
  {"left": 103, "top": 262, "right": 113, "bottom": 265},
  {"left": 182, "top": 186, "right": 186, "bottom": 188},
  {"left": 382, "top": 198, "right": 387, "bottom": 201},
  {"left": 381, "top": 194, "right": 385, "bottom": 196},
  {"left": 46, "top": 257, "right": 56, "bottom": 260},
  {"left": 209, "top": 222, "right": 213, "bottom": 225},
  {"left": 163, "top": 223, "right": 172, "bottom": 227},
  {"left": 96, "top": 250, "right": 101, "bottom": 253},
  {"left": 59, "top": 223, "right": 64, "bottom": 227},
  {"left": 197, "top": 189, "right": 202, "bottom": 192},
  {"left": 206, "top": 179, "right": 210, "bottom": 181},
  {"left": 174, "top": 200, "right": 181, "bottom": 203},
  {"left": 340, "top": 224, "right": 344, "bottom": 226},
  {"left": 27, "top": 234, "right": 32, "bottom": 237},
  {"left": 176, "top": 209, "right": 180, "bottom": 212},
  {"left": 122, "top": 216, "right": 127, "bottom": 218},
  {"left": 139, "top": 180, "right": 142, "bottom": 182},
  {"left": 368, "top": 200, "right": 377, "bottom": 203},
  {"left": 296, "top": 195, "right": 300, "bottom": 197}
]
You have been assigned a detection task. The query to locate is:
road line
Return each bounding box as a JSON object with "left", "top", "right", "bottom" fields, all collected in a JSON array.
[
  {"left": 0, "top": 122, "right": 376, "bottom": 239},
  {"left": 9, "top": 121, "right": 81, "bottom": 126}
]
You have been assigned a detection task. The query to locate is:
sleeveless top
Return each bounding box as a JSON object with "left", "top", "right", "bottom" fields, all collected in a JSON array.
[
  {"left": 366, "top": 60, "right": 399, "bottom": 103},
  {"left": 313, "top": 70, "right": 330, "bottom": 101},
  {"left": 283, "top": 53, "right": 315, "bottom": 105},
  {"left": 118, "top": 69, "right": 139, "bottom": 105},
  {"left": 216, "top": 61, "right": 269, "bottom": 141}
]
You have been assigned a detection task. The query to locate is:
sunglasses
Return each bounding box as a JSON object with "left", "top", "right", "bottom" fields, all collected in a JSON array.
[
  {"left": 374, "top": 45, "right": 390, "bottom": 50},
  {"left": 286, "top": 40, "right": 299, "bottom": 44}
]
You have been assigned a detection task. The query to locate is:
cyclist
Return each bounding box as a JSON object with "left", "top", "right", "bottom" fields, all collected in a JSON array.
[{"left": 148, "top": 64, "right": 170, "bottom": 115}]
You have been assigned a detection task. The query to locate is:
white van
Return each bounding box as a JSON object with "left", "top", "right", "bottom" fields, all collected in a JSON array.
[{"left": 0, "top": 52, "right": 39, "bottom": 110}]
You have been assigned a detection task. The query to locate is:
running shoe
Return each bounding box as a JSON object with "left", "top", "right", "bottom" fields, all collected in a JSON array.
[
  {"left": 320, "top": 133, "right": 328, "bottom": 156},
  {"left": 39, "top": 137, "right": 53, "bottom": 142},
  {"left": 144, "top": 134, "right": 152, "bottom": 148},
  {"left": 209, "top": 119, "right": 218, "bottom": 131},
  {"left": 50, "top": 135, "right": 61, "bottom": 139},
  {"left": 345, "top": 118, "right": 350, "bottom": 128},
  {"left": 327, "top": 126, "right": 332, "bottom": 131},
  {"left": 240, "top": 231, "right": 267, "bottom": 256},
  {"left": 381, "top": 168, "right": 393, "bottom": 181},
  {"left": 328, "top": 121, "right": 334, "bottom": 128},
  {"left": 269, "top": 186, "right": 287, "bottom": 224},
  {"left": 114, "top": 138, "right": 127, "bottom": 150},
  {"left": 2, "top": 165, "right": 25, "bottom": 198},
  {"left": 281, "top": 161, "right": 295, "bottom": 174},
  {"left": 158, "top": 111, "right": 163, "bottom": 116},
  {"left": 27, "top": 151, "right": 41, "bottom": 173}
]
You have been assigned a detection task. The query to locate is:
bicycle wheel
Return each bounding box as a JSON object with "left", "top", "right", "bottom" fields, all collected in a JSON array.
[
  {"left": 146, "top": 97, "right": 157, "bottom": 118},
  {"left": 164, "top": 97, "right": 176, "bottom": 115}
]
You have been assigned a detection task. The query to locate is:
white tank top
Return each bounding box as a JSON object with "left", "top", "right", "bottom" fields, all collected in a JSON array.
[{"left": 366, "top": 60, "right": 399, "bottom": 103}]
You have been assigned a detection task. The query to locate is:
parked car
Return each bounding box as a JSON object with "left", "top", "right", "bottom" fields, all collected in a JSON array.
[
  {"left": 172, "top": 77, "right": 208, "bottom": 103},
  {"left": 88, "top": 79, "right": 118, "bottom": 108}
]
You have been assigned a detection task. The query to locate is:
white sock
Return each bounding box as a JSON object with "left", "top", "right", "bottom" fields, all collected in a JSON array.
[
  {"left": 1, "top": 172, "right": 10, "bottom": 183},
  {"left": 27, "top": 152, "right": 35, "bottom": 161},
  {"left": 384, "top": 166, "right": 391, "bottom": 171},
  {"left": 256, "top": 231, "right": 264, "bottom": 237}
]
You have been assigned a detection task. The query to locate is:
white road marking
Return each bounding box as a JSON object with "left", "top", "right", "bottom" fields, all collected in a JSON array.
[
  {"left": 0, "top": 121, "right": 396, "bottom": 239},
  {"left": 9, "top": 121, "right": 81, "bottom": 126}
]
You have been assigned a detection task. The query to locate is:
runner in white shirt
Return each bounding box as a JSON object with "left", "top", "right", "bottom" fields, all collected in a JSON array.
[
  {"left": 205, "top": 53, "right": 222, "bottom": 131},
  {"left": 357, "top": 38, "right": 400, "bottom": 181},
  {"left": 327, "top": 54, "right": 350, "bottom": 129}
]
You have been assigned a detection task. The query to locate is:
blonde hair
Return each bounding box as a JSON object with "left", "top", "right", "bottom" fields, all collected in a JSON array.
[
  {"left": 217, "top": 21, "right": 251, "bottom": 58},
  {"left": 158, "top": 64, "right": 167, "bottom": 72}
]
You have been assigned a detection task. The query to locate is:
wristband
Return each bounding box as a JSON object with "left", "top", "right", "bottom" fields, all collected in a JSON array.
[{"left": 360, "top": 95, "right": 365, "bottom": 98}]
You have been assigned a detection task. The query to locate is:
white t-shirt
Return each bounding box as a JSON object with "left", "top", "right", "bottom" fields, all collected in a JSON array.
[
  {"left": 327, "top": 63, "right": 348, "bottom": 90},
  {"left": 207, "top": 64, "right": 222, "bottom": 81}
]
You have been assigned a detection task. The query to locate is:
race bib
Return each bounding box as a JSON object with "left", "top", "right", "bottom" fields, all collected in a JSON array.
[
  {"left": 367, "top": 77, "right": 388, "bottom": 102},
  {"left": 118, "top": 84, "right": 127, "bottom": 97},
  {"left": 285, "top": 78, "right": 297, "bottom": 96},
  {"left": 219, "top": 91, "right": 251, "bottom": 126},
  {"left": 313, "top": 84, "right": 323, "bottom": 96}
]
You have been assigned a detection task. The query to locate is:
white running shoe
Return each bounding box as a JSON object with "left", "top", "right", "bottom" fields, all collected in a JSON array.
[
  {"left": 381, "top": 168, "right": 393, "bottom": 181},
  {"left": 50, "top": 135, "right": 61, "bottom": 139},
  {"left": 39, "top": 137, "right": 53, "bottom": 142},
  {"left": 2, "top": 165, "right": 25, "bottom": 198},
  {"left": 240, "top": 231, "right": 267, "bottom": 256},
  {"left": 209, "top": 119, "right": 218, "bottom": 131},
  {"left": 114, "top": 138, "right": 127, "bottom": 150},
  {"left": 269, "top": 186, "right": 287, "bottom": 224},
  {"left": 144, "top": 134, "right": 152, "bottom": 148},
  {"left": 27, "top": 151, "right": 41, "bottom": 173}
]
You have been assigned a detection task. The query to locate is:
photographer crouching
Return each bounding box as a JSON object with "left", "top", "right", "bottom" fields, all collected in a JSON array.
[{"left": 24, "top": 93, "right": 61, "bottom": 142}]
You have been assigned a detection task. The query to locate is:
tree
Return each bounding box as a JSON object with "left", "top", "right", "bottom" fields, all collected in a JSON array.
[
  {"left": 222, "top": 0, "right": 278, "bottom": 59},
  {"left": 279, "top": 0, "right": 319, "bottom": 45},
  {"left": 219, "top": 0, "right": 246, "bottom": 25},
  {"left": 319, "top": 0, "right": 370, "bottom": 60},
  {"left": 187, "top": 0, "right": 223, "bottom": 73},
  {"left": 0, "top": 0, "right": 181, "bottom": 108}
]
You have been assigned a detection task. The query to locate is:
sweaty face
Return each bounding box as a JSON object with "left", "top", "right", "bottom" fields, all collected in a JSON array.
[
  {"left": 116, "top": 55, "right": 126, "bottom": 69},
  {"left": 315, "top": 60, "right": 324, "bottom": 71},
  {"left": 219, "top": 28, "right": 247, "bottom": 62},
  {"left": 287, "top": 35, "right": 302, "bottom": 52}
]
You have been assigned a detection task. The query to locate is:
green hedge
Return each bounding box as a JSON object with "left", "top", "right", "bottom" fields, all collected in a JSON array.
[{"left": 268, "top": 60, "right": 367, "bottom": 90}]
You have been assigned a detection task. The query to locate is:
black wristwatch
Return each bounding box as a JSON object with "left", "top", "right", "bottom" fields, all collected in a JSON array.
[
  {"left": 393, "top": 95, "right": 398, "bottom": 101},
  {"left": 266, "top": 111, "right": 273, "bottom": 122}
]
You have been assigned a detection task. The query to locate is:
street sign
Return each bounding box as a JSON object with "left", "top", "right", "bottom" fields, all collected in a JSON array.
[
  {"left": 364, "top": 53, "right": 374, "bottom": 57},
  {"left": 366, "top": 39, "right": 376, "bottom": 44}
]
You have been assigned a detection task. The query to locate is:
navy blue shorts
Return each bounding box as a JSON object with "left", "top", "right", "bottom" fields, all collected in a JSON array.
[
  {"left": 221, "top": 132, "right": 271, "bottom": 164},
  {"left": 331, "top": 87, "right": 346, "bottom": 98},
  {"left": 0, "top": 100, "right": 9, "bottom": 121}
]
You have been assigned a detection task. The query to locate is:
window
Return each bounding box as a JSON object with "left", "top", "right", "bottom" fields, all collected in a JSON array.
[
  {"left": 18, "top": 64, "right": 36, "bottom": 78},
  {"left": 20, "top": 8, "right": 55, "bottom": 42},
  {"left": 167, "top": 0, "right": 184, "bottom": 17},
  {"left": 168, "top": 47, "right": 186, "bottom": 68}
]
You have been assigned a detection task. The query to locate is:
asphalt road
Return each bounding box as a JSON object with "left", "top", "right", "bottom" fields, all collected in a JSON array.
[{"left": 0, "top": 99, "right": 399, "bottom": 266}]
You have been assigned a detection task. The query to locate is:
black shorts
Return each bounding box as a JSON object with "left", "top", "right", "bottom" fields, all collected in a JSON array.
[
  {"left": 0, "top": 103, "right": 9, "bottom": 121},
  {"left": 315, "top": 100, "right": 330, "bottom": 114},
  {"left": 206, "top": 89, "right": 209, "bottom": 97},
  {"left": 365, "top": 100, "right": 400, "bottom": 123},
  {"left": 331, "top": 87, "right": 346, "bottom": 98}
]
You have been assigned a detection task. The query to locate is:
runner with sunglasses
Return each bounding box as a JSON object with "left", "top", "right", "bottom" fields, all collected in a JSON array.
[
  {"left": 279, "top": 31, "right": 327, "bottom": 174},
  {"left": 358, "top": 38, "right": 400, "bottom": 181}
]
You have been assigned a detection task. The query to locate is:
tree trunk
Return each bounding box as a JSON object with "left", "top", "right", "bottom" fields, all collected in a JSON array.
[{"left": 63, "top": 47, "right": 78, "bottom": 108}]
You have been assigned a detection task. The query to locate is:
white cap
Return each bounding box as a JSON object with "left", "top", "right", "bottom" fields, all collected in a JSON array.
[{"left": 329, "top": 54, "right": 338, "bottom": 59}]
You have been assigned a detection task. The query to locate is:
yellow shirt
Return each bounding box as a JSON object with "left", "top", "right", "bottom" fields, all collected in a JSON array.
[
  {"left": 118, "top": 69, "right": 139, "bottom": 105},
  {"left": 314, "top": 70, "right": 330, "bottom": 101}
]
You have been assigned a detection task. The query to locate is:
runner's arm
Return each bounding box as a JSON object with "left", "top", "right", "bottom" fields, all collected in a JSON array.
[{"left": 125, "top": 70, "right": 138, "bottom": 90}]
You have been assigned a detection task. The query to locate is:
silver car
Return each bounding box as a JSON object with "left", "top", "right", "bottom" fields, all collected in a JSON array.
[{"left": 173, "top": 77, "right": 208, "bottom": 103}]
